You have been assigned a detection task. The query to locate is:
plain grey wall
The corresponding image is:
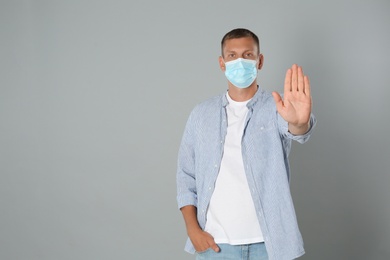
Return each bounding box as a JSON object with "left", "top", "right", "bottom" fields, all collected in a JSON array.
[{"left": 1, "top": 0, "right": 389, "bottom": 259}]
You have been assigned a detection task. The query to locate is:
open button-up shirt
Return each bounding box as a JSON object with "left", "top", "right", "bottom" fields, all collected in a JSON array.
[{"left": 176, "top": 88, "right": 316, "bottom": 260}]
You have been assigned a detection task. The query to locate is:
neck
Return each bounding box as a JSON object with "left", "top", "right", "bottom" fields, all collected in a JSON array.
[{"left": 227, "top": 82, "right": 258, "bottom": 102}]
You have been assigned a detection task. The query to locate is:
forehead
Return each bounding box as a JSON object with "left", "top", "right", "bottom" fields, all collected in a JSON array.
[{"left": 223, "top": 37, "right": 258, "bottom": 53}]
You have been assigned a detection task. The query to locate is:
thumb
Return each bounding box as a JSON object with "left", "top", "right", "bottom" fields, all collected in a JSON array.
[{"left": 272, "top": 91, "right": 283, "bottom": 111}]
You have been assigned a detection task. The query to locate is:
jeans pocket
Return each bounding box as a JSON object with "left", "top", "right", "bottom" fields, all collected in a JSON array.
[
  {"left": 196, "top": 248, "right": 212, "bottom": 254},
  {"left": 195, "top": 248, "right": 213, "bottom": 260}
]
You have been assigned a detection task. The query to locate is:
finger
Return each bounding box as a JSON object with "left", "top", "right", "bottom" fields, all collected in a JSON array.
[
  {"left": 284, "top": 68, "right": 292, "bottom": 92},
  {"left": 210, "top": 242, "right": 220, "bottom": 252},
  {"left": 304, "top": 75, "right": 311, "bottom": 96},
  {"left": 272, "top": 91, "right": 284, "bottom": 111},
  {"left": 204, "top": 233, "right": 220, "bottom": 252},
  {"left": 298, "top": 66, "right": 304, "bottom": 92},
  {"left": 291, "top": 64, "right": 298, "bottom": 92}
]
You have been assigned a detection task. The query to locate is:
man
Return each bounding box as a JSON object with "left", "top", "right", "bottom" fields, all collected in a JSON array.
[{"left": 176, "top": 28, "right": 316, "bottom": 260}]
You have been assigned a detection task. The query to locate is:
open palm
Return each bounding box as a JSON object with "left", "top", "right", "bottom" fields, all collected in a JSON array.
[{"left": 272, "top": 64, "right": 312, "bottom": 128}]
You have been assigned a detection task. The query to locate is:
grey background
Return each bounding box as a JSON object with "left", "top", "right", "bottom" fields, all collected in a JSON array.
[{"left": 1, "top": 0, "right": 389, "bottom": 259}]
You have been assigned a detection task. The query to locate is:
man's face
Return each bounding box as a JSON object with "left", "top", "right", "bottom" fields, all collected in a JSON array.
[{"left": 219, "top": 37, "right": 263, "bottom": 71}]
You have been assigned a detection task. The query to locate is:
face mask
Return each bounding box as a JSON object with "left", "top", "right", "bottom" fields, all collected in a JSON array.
[{"left": 224, "top": 58, "right": 258, "bottom": 88}]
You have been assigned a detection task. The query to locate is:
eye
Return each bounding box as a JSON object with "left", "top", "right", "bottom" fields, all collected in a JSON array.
[{"left": 245, "top": 53, "right": 254, "bottom": 58}]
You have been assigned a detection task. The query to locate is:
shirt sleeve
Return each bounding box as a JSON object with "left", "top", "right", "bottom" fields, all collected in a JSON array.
[
  {"left": 176, "top": 110, "right": 198, "bottom": 210},
  {"left": 278, "top": 113, "right": 317, "bottom": 144}
]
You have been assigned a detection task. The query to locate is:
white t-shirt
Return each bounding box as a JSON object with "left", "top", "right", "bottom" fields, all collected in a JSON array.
[{"left": 204, "top": 92, "right": 264, "bottom": 245}]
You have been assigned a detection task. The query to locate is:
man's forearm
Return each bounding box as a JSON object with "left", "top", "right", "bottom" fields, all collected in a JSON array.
[{"left": 180, "top": 205, "right": 202, "bottom": 235}]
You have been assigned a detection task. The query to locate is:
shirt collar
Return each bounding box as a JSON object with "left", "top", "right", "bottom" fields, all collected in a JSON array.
[{"left": 222, "top": 86, "right": 263, "bottom": 108}]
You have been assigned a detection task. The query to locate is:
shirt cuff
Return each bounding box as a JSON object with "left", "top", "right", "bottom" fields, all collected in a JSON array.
[
  {"left": 279, "top": 113, "right": 317, "bottom": 144},
  {"left": 177, "top": 193, "right": 197, "bottom": 210}
]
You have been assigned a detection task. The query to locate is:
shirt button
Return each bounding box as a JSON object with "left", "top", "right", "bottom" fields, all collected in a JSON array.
[
  {"left": 214, "top": 164, "right": 218, "bottom": 167},
  {"left": 209, "top": 187, "right": 211, "bottom": 190}
]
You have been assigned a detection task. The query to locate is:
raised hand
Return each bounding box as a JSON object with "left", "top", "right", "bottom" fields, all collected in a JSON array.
[{"left": 272, "top": 64, "right": 312, "bottom": 135}]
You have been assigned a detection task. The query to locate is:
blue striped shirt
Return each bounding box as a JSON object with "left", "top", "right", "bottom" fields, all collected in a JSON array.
[{"left": 176, "top": 88, "right": 316, "bottom": 260}]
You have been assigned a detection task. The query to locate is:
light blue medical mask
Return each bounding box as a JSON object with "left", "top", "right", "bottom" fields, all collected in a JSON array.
[{"left": 224, "top": 58, "right": 258, "bottom": 88}]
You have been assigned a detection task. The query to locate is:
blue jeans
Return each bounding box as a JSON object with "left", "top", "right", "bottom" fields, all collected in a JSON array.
[{"left": 196, "top": 243, "right": 268, "bottom": 260}]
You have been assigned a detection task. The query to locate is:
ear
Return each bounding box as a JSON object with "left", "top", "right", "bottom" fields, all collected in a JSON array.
[
  {"left": 257, "top": 54, "right": 264, "bottom": 70},
  {"left": 219, "top": 56, "right": 226, "bottom": 71}
]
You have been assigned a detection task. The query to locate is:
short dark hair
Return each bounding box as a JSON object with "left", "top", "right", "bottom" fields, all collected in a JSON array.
[{"left": 221, "top": 28, "right": 260, "bottom": 57}]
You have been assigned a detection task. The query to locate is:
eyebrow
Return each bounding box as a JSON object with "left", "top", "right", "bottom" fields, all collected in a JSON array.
[{"left": 225, "top": 49, "right": 255, "bottom": 53}]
